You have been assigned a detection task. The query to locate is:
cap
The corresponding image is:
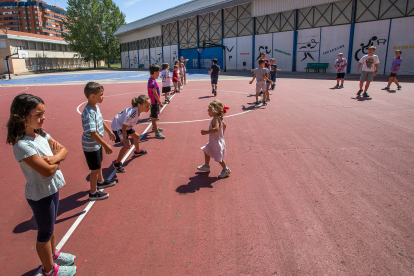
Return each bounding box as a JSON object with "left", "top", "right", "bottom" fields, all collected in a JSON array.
[{"left": 338, "top": 53, "right": 344, "bottom": 56}]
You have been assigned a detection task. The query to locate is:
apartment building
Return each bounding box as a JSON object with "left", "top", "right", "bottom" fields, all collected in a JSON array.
[{"left": 0, "top": 0, "right": 68, "bottom": 38}]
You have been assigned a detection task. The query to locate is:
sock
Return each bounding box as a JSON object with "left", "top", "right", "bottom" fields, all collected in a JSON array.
[
  {"left": 224, "top": 166, "right": 229, "bottom": 170},
  {"left": 43, "top": 269, "right": 54, "bottom": 276},
  {"left": 204, "top": 164, "right": 210, "bottom": 167},
  {"left": 91, "top": 190, "right": 97, "bottom": 195},
  {"left": 98, "top": 180, "right": 105, "bottom": 184}
]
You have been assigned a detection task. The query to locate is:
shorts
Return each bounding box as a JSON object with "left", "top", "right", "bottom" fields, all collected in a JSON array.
[
  {"left": 390, "top": 73, "right": 397, "bottom": 77},
  {"left": 151, "top": 104, "right": 160, "bottom": 119},
  {"left": 256, "top": 82, "right": 266, "bottom": 93},
  {"left": 162, "top": 86, "right": 171, "bottom": 94},
  {"left": 83, "top": 147, "right": 102, "bottom": 171},
  {"left": 27, "top": 191, "right": 59, "bottom": 242},
  {"left": 360, "top": 71, "right": 375, "bottom": 82},
  {"left": 113, "top": 128, "right": 136, "bottom": 143},
  {"left": 211, "top": 78, "right": 218, "bottom": 85},
  {"left": 337, "top": 73, "right": 345, "bottom": 79},
  {"left": 173, "top": 82, "right": 179, "bottom": 89}
]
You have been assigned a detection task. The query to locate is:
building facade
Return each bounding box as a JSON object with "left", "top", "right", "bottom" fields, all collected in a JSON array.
[
  {"left": 0, "top": 0, "right": 67, "bottom": 37},
  {"left": 115, "top": 0, "right": 414, "bottom": 75},
  {"left": 0, "top": 30, "right": 95, "bottom": 74}
]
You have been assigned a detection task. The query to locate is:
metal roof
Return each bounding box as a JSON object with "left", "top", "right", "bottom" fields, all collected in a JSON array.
[{"left": 114, "top": 0, "right": 252, "bottom": 37}]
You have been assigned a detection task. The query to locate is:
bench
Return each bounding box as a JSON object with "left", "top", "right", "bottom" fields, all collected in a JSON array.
[
  {"left": 305, "top": 63, "right": 329, "bottom": 73},
  {"left": 138, "top": 64, "right": 144, "bottom": 69}
]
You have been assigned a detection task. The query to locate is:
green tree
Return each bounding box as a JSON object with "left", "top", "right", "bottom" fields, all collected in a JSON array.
[{"left": 63, "top": 0, "right": 125, "bottom": 68}]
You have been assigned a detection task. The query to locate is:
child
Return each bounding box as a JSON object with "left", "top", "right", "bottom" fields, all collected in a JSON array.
[
  {"left": 208, "top": 58, "right": 220, "bottom": 96},
  {"left": 180, "top": 56, "right": 189, "bottom": 84},
  {"left": 382, "top": 50, "right": 402, "bottom": 91},
  {"left": 172, "top": 65, "right": 181, "bottom": 93},
  {"left": 268, "top": 58, "right": 281, "bottom": 92},
  {"left": 197, "top": 100, "right": 231, "bottom": 179},
  {"left": 81, "top": 82, "right": 116, "bottom": 201},
  {"left": 356, "top": 46, "right": 380, "bottom": 98},
  {"left": 160, "top": 63, "right": 172, "bottom": 103},
  {"left": 334, "top": 53, "right": 347, "bottom": 88},
  {"left": 7, "top": 94, "right": 77, "bottom": 276},
  {"left": 148, "top": 64, "right": 165, "bottom": 139},
  {"left": 249, "top": 59, "right": 273, "bottom": 105},
  {"left": 111, "top": 95, "right": 151, "bottom": 173},
  {"left": 179, "top": 62, "right": 185, "bottom": 87}
]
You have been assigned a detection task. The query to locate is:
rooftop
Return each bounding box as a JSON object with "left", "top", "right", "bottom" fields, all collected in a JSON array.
[{"left": 0, "top": 30, "right": 68, "bottom": 44}]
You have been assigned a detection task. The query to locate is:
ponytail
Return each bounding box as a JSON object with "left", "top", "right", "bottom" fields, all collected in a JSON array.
[{"left": 132, "top": 95, "right": 150, "bottom": 107}]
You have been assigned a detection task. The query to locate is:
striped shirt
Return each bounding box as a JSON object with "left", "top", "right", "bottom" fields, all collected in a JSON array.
[{"left": 81, "top": 105, "right": 104, "bottom": 152}]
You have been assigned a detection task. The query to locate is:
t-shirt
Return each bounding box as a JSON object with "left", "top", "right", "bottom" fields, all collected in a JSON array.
[
  {"left": 111, "top": 107, "right": 142, "bottom": 131},
  {"left": 335, "top": 58, "right": 347, "bottom": 73},
  {"left": 13, "top": 132, "right": 66, "bottom": 201},
  {"left": 179, "top": 67, "right": 184, "bottom": 75},
  {"left": 254, "top": 67, "right": 268, "bottom": 83},
  {"left": 269, "top": 64, "right": 278, "bottom": 78},
  {"left": 148, "top": 78, "right": 160, "bottom": 105},
  {"left": 160, "top": 69, "right": 171, "bottom": 87},
  {"left": 359, "top": 55, "right": 380, "bottom": 72},
  {"left": 172, "top": 71, "right": 179, "bottom": 83},
  {"left": 210, "top": 64, "right": 220, "bottom": 78},
  {"left": 390, "top": 57, "right": 402, "bottom": 73},
  {"left": 81, "top": 105, "right": 104, "bottom": 152}
]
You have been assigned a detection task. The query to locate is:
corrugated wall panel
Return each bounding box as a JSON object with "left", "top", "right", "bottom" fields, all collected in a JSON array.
[
  {"left": 252, "top": 0, "right": 346, "bottom": 17},
  {"left": 118, "top": 26, "right": 162, "bottom": 44}
]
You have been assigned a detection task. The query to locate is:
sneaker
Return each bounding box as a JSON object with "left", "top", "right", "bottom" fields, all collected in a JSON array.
[
  {"left": 357, "top": 90, "right": 363, "bottom": 96},
  {"left": 339, "top": 84, "right": 344, "bottom": 88},
  {"left": 398, "top": 85, "right": 402, "bottom": 90},
  {"left": 363, "top": 92, "right": 370, "bottom": 98},
  {"left": 272, "top": 84, "right": 276, "bottom": 90},
  {"left": 42, "top": 264, "right": 76, "bottom": 276},
  {"left": 381, "top": 87, "right": 390, "bottom": 90},
  {"left": 212, "top": 89, "right": 214, "bottom": 94},
  {"left": 133, "top": 149, "right": 147, "bottom": 156},
  {"left": 53, "top": 251, "right": 76, "bottom": 266},
  {"left": 97, "top": 179, "right": 116, "bottom": 189},
  {"left": 263, "top": 102, "right": 267, "bottom": 106},
  {"left": 266, "top": 98, "right": 270, "bottom": 102},
  {"left": 255, "top": 101, "right": 260, "bottom": 105},
  {"left": 214, "top": 90, "right": 217, "bottom": 97},
  {"left": 335, "top": 84, "right": 339, "bottom": 88},
  {"left": 89, "top": 190, "right": 109, "bottom": 201},
  {"left": 218, "top": 168, "right": 231, "bottom": 179},
  {"left": 155, "top": 132, "right": 165, "bottom": 139},
  {"left": 197, "top": 164, "right": 210, "bottom": 172},
  {"left": 112, "top": 160, "right": 125, "bottom": 173},
  {"left": 152, "top": 127, "right": 163, "bottom": 132}
]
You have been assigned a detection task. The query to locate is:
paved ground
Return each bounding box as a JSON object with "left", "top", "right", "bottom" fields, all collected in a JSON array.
[{"left": 0, "top": 74, "right": 413, "bottom": 275}]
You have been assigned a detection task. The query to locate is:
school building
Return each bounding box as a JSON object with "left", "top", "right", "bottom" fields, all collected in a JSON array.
[
  {"left": 115, "top": 0, "right": 414, "bottom": 75},
  {"left": 0, "top": 30, "right": 96, "bottom": 74}
]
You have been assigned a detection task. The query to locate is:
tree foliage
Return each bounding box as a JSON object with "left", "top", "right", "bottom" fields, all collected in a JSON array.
[{"left": 63, "top": 0, "right": 125, "bottom": 68}]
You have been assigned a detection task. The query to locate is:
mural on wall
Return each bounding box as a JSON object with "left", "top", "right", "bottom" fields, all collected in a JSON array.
[
  {"left": 298, "top": 39, "right": 319, "bottom": 61},
  {"left": 171, "top": 45, "right": 179, "bottom": 65},
  {"left": 254, "top": 34, "right": 272, "bottom": 63},
  {"left": 273, "top": 31, "right": 294, "bottom": 71},
  {"left": 354, "top": 36, "right": 387, "bottom": 61},
  {"left": 223, "top": 37, "right": 237, "bottom": 70},
  {"left": 319, "top": 24, "right": 350, "bottom": 73},
  {"left": 129, "top": 51, "right": 138, "bottom": 68},
  {"left": 162, "top": 45, "right": 171, "bottom": 66},
  {"left": 121, "top": 52, "right": 129, "bottom": 68},
  {"left": 143, "top": 49, "right": 150, "bottom": 68},
  {"left": 227, "top": 46, "right": 234, "bottom": 61}
]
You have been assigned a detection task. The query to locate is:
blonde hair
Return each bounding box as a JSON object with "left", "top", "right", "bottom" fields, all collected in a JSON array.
[
  {"left": 131, "top": 95, "right": 150, "bottom": 107},
  {"left": 209, "top": 100, "right": 225, "bottom": 120}
]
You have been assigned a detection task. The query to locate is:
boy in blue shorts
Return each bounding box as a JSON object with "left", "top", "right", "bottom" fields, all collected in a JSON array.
[
  {"left": 148, "top": 64, "right": 165, "bottom": 139},
  {"left": 81, "top": 82, "right": 117, "bottom": 201},
  {"left": 266, "top": 58, "right": 281, "bottom": 99},
  {"left": 382, "top": 50, "right": 402, "bottom": 91},
  {"left": 208, "top": 58, "right": 220, "bottom": 96}
]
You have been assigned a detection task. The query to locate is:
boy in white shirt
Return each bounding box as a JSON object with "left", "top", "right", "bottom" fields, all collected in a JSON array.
[
  {"left": 160, "top": 63, "right": 172, "bottom": 103},
  {"left": 356, "top": 46, "right": 380, "bottom": 98}
]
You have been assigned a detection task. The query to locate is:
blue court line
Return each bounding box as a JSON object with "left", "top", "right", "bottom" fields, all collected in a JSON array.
[{"left": 0, "top": 69, "right": 213, "bottom": 85}]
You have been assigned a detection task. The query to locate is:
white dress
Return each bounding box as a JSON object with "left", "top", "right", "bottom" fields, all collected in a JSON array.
[{"left": 201, "top": 116, "right": 226, "bottom": 162}]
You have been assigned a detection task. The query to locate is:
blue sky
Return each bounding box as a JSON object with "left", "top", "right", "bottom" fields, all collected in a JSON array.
[{"left": 53, "top": 0, "right": 190, "bottom": 23}]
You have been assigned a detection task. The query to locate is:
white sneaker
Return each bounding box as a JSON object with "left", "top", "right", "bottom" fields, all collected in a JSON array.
[
  {"left": 218, "top": 168, "right": 231, "bottom": 178},
  {"left": 197, "top": 164, "right": 210, "bottom": 172}
]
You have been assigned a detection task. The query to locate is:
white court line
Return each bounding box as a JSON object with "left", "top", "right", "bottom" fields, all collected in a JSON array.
[
  {"left": 35, "top": 93, "right": 176, "bottom": 276},
  {"left": 0, "top": 86, "right": 29, "bottom": 97}
]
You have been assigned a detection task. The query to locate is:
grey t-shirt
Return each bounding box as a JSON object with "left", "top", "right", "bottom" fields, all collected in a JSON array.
[
  {"left": 13, "top": 132, "right": 65, "bottom": 201},
  {"left": 254, "top": 67, "right": 268, "bottom": 83}
]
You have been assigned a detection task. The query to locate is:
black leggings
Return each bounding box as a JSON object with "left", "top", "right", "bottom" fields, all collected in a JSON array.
[{"left": 27, "top": 191, "right": 59, "bottom": 242}]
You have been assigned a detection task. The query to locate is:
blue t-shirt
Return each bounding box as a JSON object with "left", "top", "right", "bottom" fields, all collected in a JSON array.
[
  {"left": 211, "top": 64, "right": 220, "bottom": 79},
  {"left": 269, "top": 64, "right": 277, "bottom": 78}
]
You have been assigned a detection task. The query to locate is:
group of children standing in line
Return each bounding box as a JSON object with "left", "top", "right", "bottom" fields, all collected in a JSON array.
[
  {"left": 7, "top": 56, "right": 230, "bottom": 275},
  {"left": 334, "top": 47, "right": 403, "bottom": 98}
]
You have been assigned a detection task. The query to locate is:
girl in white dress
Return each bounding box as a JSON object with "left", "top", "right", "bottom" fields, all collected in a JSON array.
[{"left": 198, "top": 100, "right": 231, "bottom": 178}]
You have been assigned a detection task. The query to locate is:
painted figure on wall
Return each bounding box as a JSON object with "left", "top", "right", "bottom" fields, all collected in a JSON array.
[
  {"left": 256, "top": 46, "right": 272, "bottom": 60},
  {"left": 226, "top": 46, "right": 234, "bottom": 61},
  {"left": 297, "top": 39, "right": 319, "bottom": 61},
  {"left": 355, "top": 36, "right": 387, "bottom": 61}
]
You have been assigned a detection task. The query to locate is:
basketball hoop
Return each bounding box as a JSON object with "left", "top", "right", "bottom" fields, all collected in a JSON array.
[{"left": 18, "top": 50, "right": 29, "bottom": 59}]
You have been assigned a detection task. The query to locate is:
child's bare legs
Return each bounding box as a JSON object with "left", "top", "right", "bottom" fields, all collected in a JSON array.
[
  {"left": 364, "top": 81, "right": 371, "bottom": 93},
  {"left": 130, "top": 133, "right": 140, "bottom": 151},
  {"left": 262, "top": 90, "right": 267, "bottom": 101},
  {"left": 392, "top": 77, "right": 399, "bottom": 87},
  {"left": 151, "top": 117, "right": 159, "bottom": 133},
  {"left": 90, "top": 168, "right": 104, "bottom": 193},
  {"left": 265, "top": 90, "right": 270, "bottom": 100},
  {"left": 219, "top": 160, "right": 227, "bottom": 169},
  {"left": 204, "top": 153, "right": 210, "bottom": 165},
  {"left": 341, "top": 78, "right": 344, "bottom": 85},
  {"left": 337, "top": 78, "right": 340, "bottom": 85},
  {"left": 359, "top": 81, "right": 364, "bottom": 90},
  {"left": 37, "top": 238, "right": 55, "bottom": 272},
  {"left": 116, "top": 141, "right": 130, "bottom": 163},
  {"left": 256, "top": 92, "right": 260, "bottom": 102}
]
